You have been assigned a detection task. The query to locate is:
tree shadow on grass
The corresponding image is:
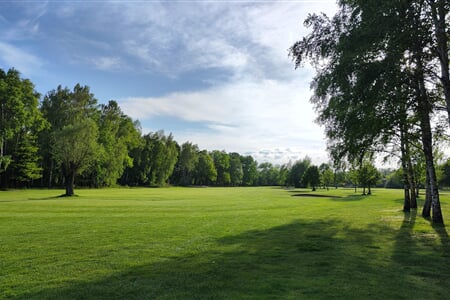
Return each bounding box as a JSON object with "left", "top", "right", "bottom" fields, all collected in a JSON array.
[
  {"left": 391, "top": 210, "right": 450, "bottom": 298},
  {"left": 0, "top": 194, "right": 71, "bottom": 203},
  {"left": 10, "top": 219, "right": 450, "bottom": 300},
  {"left": 432, "top": 223, "right": 450, "bottom": 247}
]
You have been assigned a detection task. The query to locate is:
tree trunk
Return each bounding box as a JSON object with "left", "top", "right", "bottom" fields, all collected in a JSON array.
[
  {"left": 416, "top": 178, "right": 420, "bottom": 198},
  {"left": 48, "top": 159, "right": 54, "bottom": 188},
  {"left": 400, "top": 129, "right": 411, "bottom": 212},
  {"left": 403, "top": 179, "right": 411, "bottom": 212},
  {"left": 415, "top": 55, "right": 444, "bottom": 223},
  {"left": 422, "top": 169, "right": 432, "bottom": 218},
  {"left": 65, "top": 168, "right": 76, "bottom": 196},
  {"left": 407, "top": 156, "right": 417, "bottom": 209},
  {"left": 419, "top": 113, "right": 443, "bottom": 223}
]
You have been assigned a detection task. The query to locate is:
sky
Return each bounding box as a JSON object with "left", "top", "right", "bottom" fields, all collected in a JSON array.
[{"left": 0, "top": 0, "right": 338, "bottom": 166}]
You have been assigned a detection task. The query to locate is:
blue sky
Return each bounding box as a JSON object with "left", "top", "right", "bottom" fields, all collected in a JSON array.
[{"left": 0, "top": 0, "right": 337, "bottom": 165}]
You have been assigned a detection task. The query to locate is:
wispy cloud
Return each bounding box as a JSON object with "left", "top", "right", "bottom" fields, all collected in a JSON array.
[
  {"left": 0, "top": 1, "right": 48, "bottom": 41},
  {"left": 90, "top": 56, "right": 123, "bottom": 71},
  {"left": 36, "top": 1, "right": 335, "bottom": 79},
  {"left": 0, "top": 0, "right": 337, "bottom": 165},
  {"left": 0, "top": 42, "right": 43, "bottom": 76}
]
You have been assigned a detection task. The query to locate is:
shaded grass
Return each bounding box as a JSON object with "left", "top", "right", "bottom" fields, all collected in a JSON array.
[{"left": 0, "top": 187, "right": 449, "bottom": 299}]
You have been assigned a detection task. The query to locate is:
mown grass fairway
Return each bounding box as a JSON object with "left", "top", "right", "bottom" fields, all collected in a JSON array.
[{"left": 1, "top": 187, "right": 449, "bottom": 299}]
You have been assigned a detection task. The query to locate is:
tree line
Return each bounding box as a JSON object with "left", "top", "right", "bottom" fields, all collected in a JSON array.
[
  {"left": 0, "top": 68, "right": 353, "bottom": 194},
  {"left": 2, "top": 66, "right": 446, "bottom": 197},
  {"left": 290, "top": 0, "right": 449, "bottom": 223}
]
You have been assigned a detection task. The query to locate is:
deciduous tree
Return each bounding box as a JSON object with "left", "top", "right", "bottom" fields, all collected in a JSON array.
[{"left": 0, "top": 68, "right": 45, "bottom": 187}]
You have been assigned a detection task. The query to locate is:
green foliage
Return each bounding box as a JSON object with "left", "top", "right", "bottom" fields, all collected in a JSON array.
[
  {"left": 125, "top": 131, "right": 179, "bottom": 187},
  {"left": 53, "top": 118, "right": 100, "bottom": 195},
  {"left": 171, "top": 142, "right": 199, "bottom": 186},
  {"left": 257, "top": 162, "right": 280, "bottom": 186},
  {"left": 9, "top": 136, "right": 42, "bottom": 183},
  {"left": 212, "top": 150, "right": 231, "bottom": 186},
  {"left": 438, "top": 159, "right": 450, "bottom": 188},
  {"left": 303, "top": 165, "right": 320, "bottom": 191},
  {"left": 85, "top": 100, "right": 141, "bottom": 187},
  {"left": 320, "top": 167, "right": 334, "bottom": 190},
  {"left": 290, "top": 0, "right": 447, "bottom": 222},
  {"left": 287, "top": 157, "right": 311, "bottom": 188},
  {"left": 229, "top": 153, "right": 243, "bottom": 186},
  {"left": 384, "top": 169, "right": 404, "bottom": 189},
  {"left": 195, "top": 150, "right": 217, "bottom": 185},
  {"left": 0, "top": 68, "right": 45, "bottom": 186},
  {"left": 240, "top": 155, "right": 257, "bottom": 186},
  {"left": 357, "top": 161, "right": 380, "bottom": 195},
  {"left": 41, "top": 84, "right": 100, "bottom": 195}
]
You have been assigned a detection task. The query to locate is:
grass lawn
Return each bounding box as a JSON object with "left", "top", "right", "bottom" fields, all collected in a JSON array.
[{"left": 0, "top": 187, "right": 449, "bottom": 299}]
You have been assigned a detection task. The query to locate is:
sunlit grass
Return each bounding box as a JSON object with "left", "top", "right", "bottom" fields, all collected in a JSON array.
[{"left": 0, "top": 187, "right": 449, "bottom": 299}]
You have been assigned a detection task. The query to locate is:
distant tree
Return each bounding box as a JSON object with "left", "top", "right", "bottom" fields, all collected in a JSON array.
[
  {"left": 240, "top": 155, "right": 258, "bottom": 186},
  {"left": 348, "top": 165, "right": 359, "bottom": 193},
  {"left": 278, "top": 164, "right": 290, "bottom": 186},
  {"left": 357, "top": 161, "right": 380, "bottom": 195},
  {"left": 319, "top": 164, "right": 334, "bottom": 190},
  {"left": 333, "top": 169, "right": 347, "bottom": 189},
  {"left": 211, "top": 150, "right": 231, "bottom": 186},
  {"left": 139, "top": 131, "right": 179, "bottom": 186},
  {"left": 439, "top": 159, "right": 450, "bottom": 188},
  {"left": 171, "top": 142, "right": 199, "bottom": 186},
  {"left": 287, "top": 157, "right": 311, "bottom": 188},
  {"left": 303, "top": 165, "right": 320, "bottom": 191},
  {"left": 257, "top": 162, "right": 280, "bottom": 186},
  {"left": 384, "top": 169, "right": 404, "bottom": 189},
  {"left": 195, "top": 150, "right": 217, "bottom": 185},
  {"left": 229, "top": 153, "right": 243, "bottom": 186}
]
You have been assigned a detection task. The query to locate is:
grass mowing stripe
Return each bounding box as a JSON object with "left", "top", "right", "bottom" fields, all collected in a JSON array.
[{"left": 0, "top": 187, "right": 449, "bottom": 299}]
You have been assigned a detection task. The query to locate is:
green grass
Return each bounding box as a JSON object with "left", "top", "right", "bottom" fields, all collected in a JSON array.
[{"left": 0, "top": 187, "right": 449, "bottom": 299}]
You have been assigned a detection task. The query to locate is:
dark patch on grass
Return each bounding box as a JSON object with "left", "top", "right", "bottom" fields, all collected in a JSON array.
[
  {"left": 331, "top": 194, "right": 367, "bottom": 201},
  {"left": 291, "top": 193, "right": 342, "bottom": 199}
]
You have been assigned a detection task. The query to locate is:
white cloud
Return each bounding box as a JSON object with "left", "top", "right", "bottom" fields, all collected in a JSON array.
[
  {"left": 114, "top": 1, "right": 336, "bottom": 164},
  {"left": 0, "top": 1, "right": 338, "bottom": 165},
  {"left": 67, "top": 1, "right": 336, "bottom": 78},
  {"left": 0, "top": 42, "right": 43, "bottom": 76},
  {"left": 114, "top": 1, "right": 337, "bottom": 164},
  {"left": 120, "top": 70, "right": 329, "bottom": 165}
]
